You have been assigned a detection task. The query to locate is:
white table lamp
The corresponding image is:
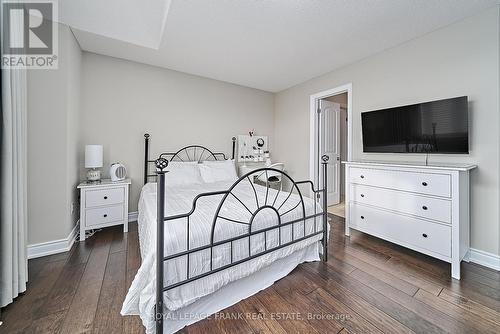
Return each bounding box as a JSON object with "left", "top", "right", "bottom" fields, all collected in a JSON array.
[{"left": 85, "top": 145, "right": 103, "bottom": 183}]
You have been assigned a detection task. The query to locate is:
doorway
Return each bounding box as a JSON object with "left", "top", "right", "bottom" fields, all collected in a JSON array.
[{"left": 309, "top": 84, "right": 352, "bottom": 218}]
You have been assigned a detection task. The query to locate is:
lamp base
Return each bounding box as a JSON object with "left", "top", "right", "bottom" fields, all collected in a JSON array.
[{"left": 86, "top": 168, "right": 101, "bottom": 183}]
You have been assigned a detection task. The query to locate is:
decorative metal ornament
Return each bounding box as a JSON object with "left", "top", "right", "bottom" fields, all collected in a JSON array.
[{"left": 256, "top": 138, "right": 265, "bottom": 147}]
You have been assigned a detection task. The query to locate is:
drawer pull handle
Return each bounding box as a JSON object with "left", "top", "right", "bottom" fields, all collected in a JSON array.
[
  {"left": 360, "top": 175, "right": 365, "bottom": 179},
  {"left": 103, "top": 214, "right": 108, "bottom": 218},
  {"left": 422, "top": 205, "right": 428, "bottom": 210},
  {"left": 422, "top": 182, "right": 428, "bottom": 186},
  {"left": 360, "top": 194, "right": 365, "bottom": 197},
  {"left": 104, "top": 196, "right": 108, "bottom": 200},
  {"left": 422, "top": 233, "right": 428, "bottom": 238},
  {"left": 360, "top": 216, "right": 365, "bottom": 219}
]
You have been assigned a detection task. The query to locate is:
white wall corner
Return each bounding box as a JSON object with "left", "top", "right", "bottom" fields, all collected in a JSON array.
[
  {"left": 468, "top": 248, "right": 500, "bottom": 271},
  {"left": 27, "top": 222, "right": 79, "bottom": 259}
]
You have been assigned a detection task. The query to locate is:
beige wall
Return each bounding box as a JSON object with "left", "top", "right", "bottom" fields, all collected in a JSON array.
[
  {"left": 80, "top": 53, "right": 275, "bottom": 212},
  {"left": 274, "top": 7, "right": 500, "bottom": 255},
  {"left": 325, "top": 94, "right": 347, "bottom": 105},
  {"left": 27, "top": 24, "right": 82, "bottom": 244}
]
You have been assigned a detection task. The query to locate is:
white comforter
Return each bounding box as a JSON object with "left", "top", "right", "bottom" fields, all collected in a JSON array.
[{"left": 121, "top": 179, "right": 325, "bottom": 333}]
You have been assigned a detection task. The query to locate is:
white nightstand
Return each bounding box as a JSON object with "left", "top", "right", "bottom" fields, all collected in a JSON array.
[
  {"left": 238, "top": 162, "right": 267, "bottom": 178},
  {"left": 77, "top": 179, "right": 131, "bottom": 241}
]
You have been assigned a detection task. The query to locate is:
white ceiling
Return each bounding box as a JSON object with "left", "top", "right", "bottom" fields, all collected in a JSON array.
[
  {"left": 59, "top": 0, "right": 171, "bottom": 49},
  {"left": 60, "top": 0, "right": 499, "bottom": 92}
]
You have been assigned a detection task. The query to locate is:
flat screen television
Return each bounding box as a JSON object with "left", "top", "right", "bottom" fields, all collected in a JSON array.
[{"left": 361, "top": 96, "right": 469, "bottom": 154}]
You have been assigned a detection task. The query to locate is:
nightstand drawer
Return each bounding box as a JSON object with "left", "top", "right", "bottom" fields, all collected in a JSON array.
[
  {"left": 85, "top": 205, "right": 124, "bottom": 227},
  {"left": 85, "top": 187, "right": 124, "bottom": 208}
]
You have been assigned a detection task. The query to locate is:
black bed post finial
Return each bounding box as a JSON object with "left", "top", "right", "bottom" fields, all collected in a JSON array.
[
  {"left": 231, "top": 137, "right": 236, "bottom": 160},
  {"left": 321, "top": 155, "right": 329, "bottom": 262},
  {"left": 144, "top": 134, "right": 150, "bottom": 185},
  {"left": 155, "top": 157, "right": 168, "bottom": 334}
]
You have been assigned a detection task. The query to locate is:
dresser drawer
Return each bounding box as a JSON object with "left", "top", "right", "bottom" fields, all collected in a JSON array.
[
  {"left": 350, "top": 204, "right": 451, "bottom": 258},
  {"left": 85, "top": 187, "right": 124, "bottom": 208},
  {"left": 85, "top": 205, "right": 124, "bottom": 227},
  {"left": 350, "top": 184, "right": 451, "bottom": 223},
  {"left": 349, "top": 167, "right": 451, "bottom": 197}
]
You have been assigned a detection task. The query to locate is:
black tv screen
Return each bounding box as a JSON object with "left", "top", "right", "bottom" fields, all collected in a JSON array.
[{"left": 361, "top": 96, "right": 469, "bottom": 154}]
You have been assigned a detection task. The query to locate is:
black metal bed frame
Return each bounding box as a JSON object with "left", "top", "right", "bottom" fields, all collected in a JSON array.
[{"left": 142, "top": 134, "right": 329, "bottom": 334}]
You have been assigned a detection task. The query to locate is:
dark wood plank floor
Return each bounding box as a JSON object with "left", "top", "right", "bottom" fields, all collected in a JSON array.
[{"left": 2, "top": 215, "right": 500, "bottom": 333}]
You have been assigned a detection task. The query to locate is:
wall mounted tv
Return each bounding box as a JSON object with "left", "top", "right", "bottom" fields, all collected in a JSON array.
[{"left": 361, "top": 96, "right": 469, "bottom": 154}]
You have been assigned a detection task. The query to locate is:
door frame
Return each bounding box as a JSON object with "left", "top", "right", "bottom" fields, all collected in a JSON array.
[{"left": 309, "top": 83, "right": 353, "bottom": 187}]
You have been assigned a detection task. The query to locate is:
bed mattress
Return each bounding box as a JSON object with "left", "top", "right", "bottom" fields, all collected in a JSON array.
[{"left": 121, "top": 179, "right": 326, "bottom": 333}]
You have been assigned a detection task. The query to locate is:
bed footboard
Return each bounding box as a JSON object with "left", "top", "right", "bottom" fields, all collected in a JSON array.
[{"left": 153, "top": 156, "right": 329, "bottom": 334}]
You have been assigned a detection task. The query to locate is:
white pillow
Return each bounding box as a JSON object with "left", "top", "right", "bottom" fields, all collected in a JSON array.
[
  {"left": 164, "top": 161, "right": 203, "bottom": 186},
  {"left": 199, "top": 160, "right": 238, "bottom": 183}
]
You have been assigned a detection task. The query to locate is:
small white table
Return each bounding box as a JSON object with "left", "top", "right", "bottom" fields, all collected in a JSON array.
[
  {"left": 239, "top": 162, "right": 285, "bottom": 190},
  {"left": 77, "top": 179, "right": 131, "bottom": 241},
  {"left": 238, "top": 162, "right": 267, "bottom": 178}
]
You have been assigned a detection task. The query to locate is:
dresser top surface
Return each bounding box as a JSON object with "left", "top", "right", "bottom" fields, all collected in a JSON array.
[
  {"left": 342, "top": 160, "right": 477, "bottom": 172},
  {"left": 78, "top": 179, "right": 131, "bottom": 189}
]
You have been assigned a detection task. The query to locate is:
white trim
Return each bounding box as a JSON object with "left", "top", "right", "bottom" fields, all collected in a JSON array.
[
  {"left": 309, "top": 83, "right": 353, "bottom": 185},
  {"left": 128, "top": 211, "right": 138, "bottom": 222},
  {"left": 27, "top": 212, "right": 139, "bottom": 259},
  {"left": 27, "top": 222, "right": 79, "bottom": 259},
  {"left": 468, "top": 248, "right": 500, "bottom": 271},
  {"left": 27, "top": 212, "right": 499, "bottom": 273}
]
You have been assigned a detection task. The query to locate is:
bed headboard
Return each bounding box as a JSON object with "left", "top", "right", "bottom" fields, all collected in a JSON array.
[{"left": 143, "top": 134, "right": 236, "bottom": 184}]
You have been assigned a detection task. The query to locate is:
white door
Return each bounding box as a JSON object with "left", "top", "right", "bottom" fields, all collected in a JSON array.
[{"left": 319, "top": 100, "right": 341, "bottom": 206}]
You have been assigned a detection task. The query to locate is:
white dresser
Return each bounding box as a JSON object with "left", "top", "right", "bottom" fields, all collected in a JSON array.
[
  {"left": 77, "top": 179, "right": 131, "bottom": 241},
  {"left": 343, "top": 161, "right": 476, "bottom": 279}
]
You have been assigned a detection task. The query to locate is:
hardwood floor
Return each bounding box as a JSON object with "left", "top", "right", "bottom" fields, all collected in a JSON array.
[{"left": 1, "top": 215, "right": 499, "bottom": 333}]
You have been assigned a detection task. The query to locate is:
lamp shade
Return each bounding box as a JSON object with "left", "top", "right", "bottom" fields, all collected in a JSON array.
[{"left": 85, "top": 145, "right": 103, "bottom": 168}]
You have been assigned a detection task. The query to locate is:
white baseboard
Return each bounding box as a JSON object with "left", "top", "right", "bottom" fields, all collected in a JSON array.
[
  {"left": 468, "top": 248, "right": 500, "bottom": 271},
  {"left": 27, "top": 222, "right": 79, "bottom": 259},
  {"left": 27, "top": 213, "right": 139, "bottom": 259},
  {"left": 128, "top": 211, "right": 138, "bottom": 222},
  {"left": 28, "top": 214, "right": 500, "bottom": 273}
]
